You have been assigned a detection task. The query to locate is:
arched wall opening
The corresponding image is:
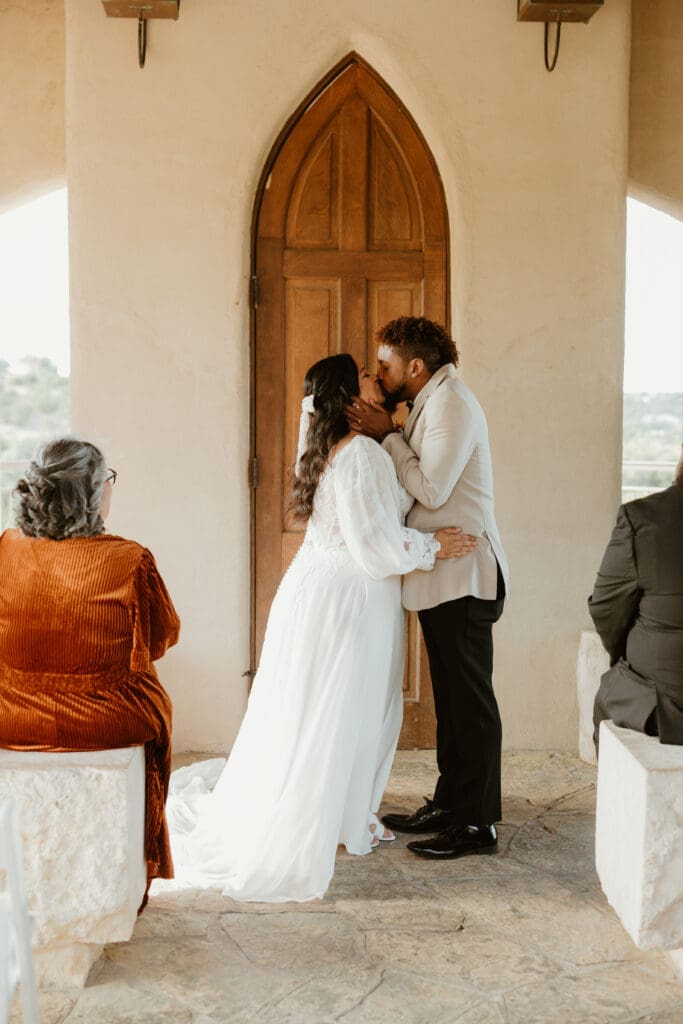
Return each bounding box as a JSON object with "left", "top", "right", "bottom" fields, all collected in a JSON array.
[
  {"left": 622, "top": 198, "right": 683, "bottom": 502},
  {"left": 0, "top": 188, "right": 70, "bottom": 528}
]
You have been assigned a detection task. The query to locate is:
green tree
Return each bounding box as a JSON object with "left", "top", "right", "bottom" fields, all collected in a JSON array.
[
  {"left": 622, "top": 392, "right": 683, "bottom": 501},
  {"left": 0, "top": 358, "right": 70, "bottom": 528}
]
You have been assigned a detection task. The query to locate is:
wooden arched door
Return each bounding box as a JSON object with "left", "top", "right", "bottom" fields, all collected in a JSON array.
[{"left": 251, "top": 54, "right": 449, "bottom": 747}]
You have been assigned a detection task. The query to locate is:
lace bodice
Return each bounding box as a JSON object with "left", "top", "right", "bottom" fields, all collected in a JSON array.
[
  {"left": 397, "top": 480, "right": 414, "bottom": 521},
  {"left": 296, "top": 401, "right": 412, "bottom": 521},
  {"left": 300, "top": 434, "right": 438, "bottom": 579}
]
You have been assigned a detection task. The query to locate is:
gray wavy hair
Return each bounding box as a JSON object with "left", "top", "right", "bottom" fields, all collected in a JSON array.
[{"left": 13, "top": 438, "right": 108, "bottom": 540}]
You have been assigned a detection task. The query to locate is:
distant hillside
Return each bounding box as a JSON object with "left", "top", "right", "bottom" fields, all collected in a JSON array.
[
  {"left": 622, "top": 392, "right": 682, "bottom": 499},
  {"left": 0, "top": 357, "right": 69, "bottom": 460},
  {"left": 0, "top": 358, "right": 69, "bottom": 528}
]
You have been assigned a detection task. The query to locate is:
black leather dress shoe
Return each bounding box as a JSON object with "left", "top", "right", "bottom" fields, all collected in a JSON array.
[
  {"left": 381, "top": 798, "right": 455, "bottom": 834},
  {"left": 407, "top": 824, "right": 498, "bottom": 859}
]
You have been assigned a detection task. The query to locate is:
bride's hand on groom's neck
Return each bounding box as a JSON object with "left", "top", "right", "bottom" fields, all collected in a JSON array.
[{"left": 345, "top": 397, "right": 397, "bottom": 441}]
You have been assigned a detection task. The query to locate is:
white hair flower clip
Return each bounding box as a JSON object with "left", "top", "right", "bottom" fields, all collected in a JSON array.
[{"left": 301, "top": 394, "right": 316, "bottom": 415}]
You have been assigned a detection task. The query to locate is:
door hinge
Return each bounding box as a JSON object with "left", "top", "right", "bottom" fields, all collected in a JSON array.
[
  {"left": 249, "top": 455, "right": 259, "bottom": 488},
  {"left": 251, "top": 275, "right": 260, "bottom": 309}
]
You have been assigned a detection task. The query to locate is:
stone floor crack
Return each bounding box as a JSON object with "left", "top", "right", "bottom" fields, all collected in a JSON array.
[
  {"left": 549, "top": 783, "right": 597, "bottom": 811},
  {"left": 215, "top": 922, "right": 257, "bottom": 964},
  {"left": 498, "top": 818, "right": 527, "bottom": 854},
  {"left": 243, "top": 974, "right": 315, "bottom": 1021},
  {"left": 53, "top": 1001, "right": 78, "bottom": 1024},
  {"left": 450, "top": 996, "right": 501, "bottom": 1022},
  {"left": 497, "top": 993, "right": 513, "bottom": 1024},
  {"left": 499, "top": 799, "right": 561, "bottom": 854},
  {"left": 334, "top": 969, "right": 386, "bottom": 1020}
]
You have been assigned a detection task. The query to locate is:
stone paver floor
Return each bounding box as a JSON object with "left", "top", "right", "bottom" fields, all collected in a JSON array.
[{"left": 16, "top": 751, "right": 683, "bottom": 1024}]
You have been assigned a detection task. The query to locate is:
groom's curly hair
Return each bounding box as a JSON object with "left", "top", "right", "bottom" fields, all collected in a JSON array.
[
  {"left": 290, "top": 354, "right": 360, "bottom": 521},
  {"left": 378, "top": 316, "right": 458, "bottom": 373}
]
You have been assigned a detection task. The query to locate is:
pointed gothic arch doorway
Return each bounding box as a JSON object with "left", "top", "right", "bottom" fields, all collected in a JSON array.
[{"left": 251, "top": 54, "right": 449, "bottom": 747}]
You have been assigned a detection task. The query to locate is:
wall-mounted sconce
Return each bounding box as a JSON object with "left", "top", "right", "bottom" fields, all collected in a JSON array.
[
  {"left": 101, "top": 1, "right": 180, "bottom": 69},
  {"left": 517, "top": 1, "right": 604, "bottom": 72}
]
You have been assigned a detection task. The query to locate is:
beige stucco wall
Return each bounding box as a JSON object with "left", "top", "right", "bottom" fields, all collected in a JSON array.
[
  {"left": 0, "top": 0, "right": 65, "bottom": 214},
  {"left": 65, "top": 0, "right": 630, "bottom": 752},
  {"left": 630, "top": 0, "right": 683, "bottom": 220}
]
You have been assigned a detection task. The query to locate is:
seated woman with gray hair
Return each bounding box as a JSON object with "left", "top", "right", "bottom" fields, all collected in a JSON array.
[{"left": 0, "top": 438, "right": 180, "bottom": 903}]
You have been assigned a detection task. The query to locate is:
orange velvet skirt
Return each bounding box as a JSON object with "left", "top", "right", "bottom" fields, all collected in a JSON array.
[{"left": 0, "top": 665, "right": 174, "bottom": 897}]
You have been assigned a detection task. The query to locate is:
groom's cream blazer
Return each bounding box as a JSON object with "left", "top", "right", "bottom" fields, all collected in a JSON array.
[{"left": 382, "top": 364, "right": 509, "bottom": 612}]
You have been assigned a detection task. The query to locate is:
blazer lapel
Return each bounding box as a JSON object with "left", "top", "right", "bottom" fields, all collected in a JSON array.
[{"left": 403, "top": 364, "right": 454, "bottom": 442}]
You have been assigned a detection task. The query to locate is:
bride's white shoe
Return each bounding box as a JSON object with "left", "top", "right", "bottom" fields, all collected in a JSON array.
[{"left": 369, "top": 813, "right": 395, "bottom": 847}]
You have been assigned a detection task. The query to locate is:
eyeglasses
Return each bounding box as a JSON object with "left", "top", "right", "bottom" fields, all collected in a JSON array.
[{"left": 105, "top": 469, "right": 117, "bottom": 487}]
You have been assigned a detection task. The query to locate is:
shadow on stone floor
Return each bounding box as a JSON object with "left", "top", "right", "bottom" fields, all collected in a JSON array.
[{"left": 14, "top": 750, "right": 683, "bottom": 1024}]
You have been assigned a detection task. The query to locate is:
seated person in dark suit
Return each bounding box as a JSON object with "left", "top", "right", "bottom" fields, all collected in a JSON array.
[{"left": 589, "top": 445, "right": 683, "bottom": 749}]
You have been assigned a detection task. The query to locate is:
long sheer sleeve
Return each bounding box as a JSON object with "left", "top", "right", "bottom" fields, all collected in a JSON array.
[{"left": 334, "top": 438, "right": 439, "bottom": 580}]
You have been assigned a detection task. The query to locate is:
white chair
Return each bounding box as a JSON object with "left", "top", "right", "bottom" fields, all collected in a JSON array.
[{"left": 0, "top": 801, "right": 39, "bottom": 1024}]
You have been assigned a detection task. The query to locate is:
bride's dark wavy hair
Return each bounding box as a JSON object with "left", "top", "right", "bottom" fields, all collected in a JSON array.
[{"left": 289, "top": 353, "right": 359, "bottom": 521}]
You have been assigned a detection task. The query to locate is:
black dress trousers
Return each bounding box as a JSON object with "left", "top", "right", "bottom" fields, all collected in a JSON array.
[{"left": 418, "top": 566, "right": 505, "bottom": 826}]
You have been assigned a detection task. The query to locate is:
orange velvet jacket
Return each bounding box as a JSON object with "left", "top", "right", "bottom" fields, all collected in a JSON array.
[{"left": 0, "top": 529, "right": 180, "bottom": 888}]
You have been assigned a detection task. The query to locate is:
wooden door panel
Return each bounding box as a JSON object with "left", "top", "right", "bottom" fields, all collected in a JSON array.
[
  {"left": 254, "top": 237, "right": 285, "bottom": 658},
  {"left": 423, "top": 247, "right": 448, "bottom": 321},
  {"left": 341, "top": 277, "right": 368, "bottom": 367},
  {"left": 367, "top": 281, "right": 424, "bottom": 366},
  {"left": 286, "top": 116, "right": 341, "bottom": 249},
  {"left": 356, "top": 69, "right": 447, "bottom": 245},
  {"left": 282, "top": 250, "right": 423, "bottom": 279},
  {"left": 258, "top": 70, "right": 356, "bottom": 240},
  {"left": 401, "top": 617, "right": 437, "bottom": 748},
  {"left": 253, "top": 56, "right": 449, "bottom": 747},
  {"left": 369, "top": 113, "right": 422, "bottom": 251},
  {"left": 340, "top": 96, "right": 369, "bottom": 250}
]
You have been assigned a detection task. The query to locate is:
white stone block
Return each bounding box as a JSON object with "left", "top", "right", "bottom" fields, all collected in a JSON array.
[
  {"left": 577, "top": 630, "right": 609, "bottom": 765},
  {"left": 595, "top": 721, "right": 683, "bottom": 951},
  {"left": 0, "top": 747, "right": 146, "bottom": 987}
]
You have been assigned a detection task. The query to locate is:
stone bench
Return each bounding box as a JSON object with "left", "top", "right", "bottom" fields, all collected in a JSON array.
[
  {"left": 0, "top": 746, "right": 146, "bottom": 988},
  {"left": 576, "top": 629, "right": 610, "bottom": 765},
  {"left": 595, "top": 721, "right": 683, "bottom": 971}
]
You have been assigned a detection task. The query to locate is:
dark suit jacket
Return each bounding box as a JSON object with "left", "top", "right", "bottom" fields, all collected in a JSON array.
[{"left": 588, "top": 483, "right": 683, "bottom": 745}]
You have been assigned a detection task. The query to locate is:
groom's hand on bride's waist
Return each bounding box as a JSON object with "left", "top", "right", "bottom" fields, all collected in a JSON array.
[{"left": 345, "top": 397, "right": 397, "bottom": 441}]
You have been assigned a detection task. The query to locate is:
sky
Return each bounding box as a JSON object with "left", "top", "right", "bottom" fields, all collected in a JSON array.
[
  {"left": 0, "top": 188, "right": 70, "bottom": 376},
  {"left": 624, "top": 198, "right": 683, "bottom": 393},
  {"left": 0, "top": 190, "right": 681, "bottom": 393}
]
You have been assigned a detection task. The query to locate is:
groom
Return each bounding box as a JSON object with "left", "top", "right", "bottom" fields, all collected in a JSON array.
[{"left": 346, "top": 316, "right": 509, "bottom": 859}]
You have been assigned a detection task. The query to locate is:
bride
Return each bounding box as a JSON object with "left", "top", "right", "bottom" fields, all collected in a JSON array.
[{"left": 163, "top": 354, "right": 476, "bottom": 902}]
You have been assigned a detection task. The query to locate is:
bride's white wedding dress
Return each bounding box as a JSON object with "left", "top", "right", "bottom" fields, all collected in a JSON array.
[{"left": 160, "top": 433, "right": 438, "bottom": 903}]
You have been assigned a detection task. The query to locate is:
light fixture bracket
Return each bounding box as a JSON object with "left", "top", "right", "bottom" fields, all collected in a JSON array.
[
  {"left": 517, "top": 1, "right": 604, "bottom": 22},
  {"left": 102, "top": 2, "right": 179, "bottom": 18},
  {"left": 517, "top": 1, "right": 604, "bottom": 72},
  {"left": 101, "top": 2, "right": 180, "bottom": 68}
]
